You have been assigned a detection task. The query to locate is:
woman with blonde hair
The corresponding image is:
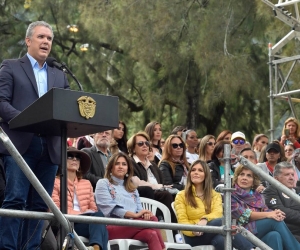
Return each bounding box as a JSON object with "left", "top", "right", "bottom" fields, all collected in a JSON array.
[
  {"left": 280, "top": 117, "right": 300, "bottom": 148},
  {"left": 198, "top": 135, "right": 216, "bottom": 163},
  {"left": 252, "top": 134, "right": 269, "bottom": 161},
  {"left": 175, "top": 160, "right": 255, "bottom": 249},
  {"left": 145, "top": 121, "right": 163, "bottom": 163},
  {"left": 159, "top": 135, "right": 189, "bottom": 191}
]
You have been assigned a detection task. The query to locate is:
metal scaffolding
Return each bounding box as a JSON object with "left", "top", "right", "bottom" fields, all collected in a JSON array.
[
  {"left": 261, "top": 0, "right": 300, "bottom": 140},
  {"left": 0, "top": 130, "right": 274, "bottom": 250}
]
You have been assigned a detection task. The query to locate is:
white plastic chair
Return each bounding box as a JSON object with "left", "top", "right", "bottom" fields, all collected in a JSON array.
[
  {"left": 171, "top": 202, "right": 216, "bottom": 250},
  {"left": 109, "top": 197, "right": 192, "bottom": 250},
  {"left": 78, "top": 236, "right": 111, "bottom": 250}
]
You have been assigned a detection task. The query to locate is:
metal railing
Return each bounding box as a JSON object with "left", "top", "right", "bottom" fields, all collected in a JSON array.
[{"left": 0, "top": 128, "right": 295, "bottom": 250}]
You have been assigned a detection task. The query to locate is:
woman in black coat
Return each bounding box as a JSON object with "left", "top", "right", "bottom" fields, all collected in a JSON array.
[
  {"left": 158, "top": 135, "right": 189, "bottom": 191},
  {"left": 127, "top": 131, "right": 176, "bottom": 223}
]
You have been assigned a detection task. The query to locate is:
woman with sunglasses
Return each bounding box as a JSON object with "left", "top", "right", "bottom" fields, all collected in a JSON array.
[
  {"left": 159, "top": 135, "right": 189, "bottom": 192},
  {"left": 175, "top": 160, "right": 255, "bottom": 250},
  {"left": 52, "top": 147, "right": 108, "bottom": 250},
  {"left": 110, "top": 120, "right": 128, "bottom": 154},
  {"left": 285, "top": 143, "right": 295, "bottom": 161},
  {"left": 127, "top": 131, "right": 176, "bottom": 222},
  {"left": 181, "top": 129, "right": 199, "bottom": 164},
  {"left": 95, "top": 152, "right": 165, "bottom": 250},
  {"left": 145, "top": 121, "right": 163, "bottom": 164},
  {"left": 198, "top": 135, "right": 216, "bottom": 163}
]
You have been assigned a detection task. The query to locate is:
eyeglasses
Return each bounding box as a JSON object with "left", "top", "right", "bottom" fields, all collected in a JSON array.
[
  {"left": 67, "top": 154, "right": 81, "bottom": 161},
  {"left": 136, "top": 141, "right": 150, "bottom": 147},
  {"left": 171, "top": 143, "right": 184, "bottom": 149},
  {"left": 232, "top": 139, "right": 245, "bottom": 145},
  {"left": 207, "top": 142, "right": 216, "bottom": 146}
]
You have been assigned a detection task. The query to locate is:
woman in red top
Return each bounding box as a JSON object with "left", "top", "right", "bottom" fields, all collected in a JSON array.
[
  {"left": 280, "top": 117, "right": 300, "bottom": 148},
  {"left": 256, "top": 143, "right": 282, "bottom": 188}
]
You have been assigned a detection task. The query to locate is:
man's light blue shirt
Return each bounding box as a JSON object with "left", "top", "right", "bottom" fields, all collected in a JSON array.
[{"left": 27, "top": 53, "right": 48, "bottom": 97}]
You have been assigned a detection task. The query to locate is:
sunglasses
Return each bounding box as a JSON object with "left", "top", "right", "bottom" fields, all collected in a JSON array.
[
  {"left": 232, "top": 139, "right": 245, "bottom": 145},
  {"left": 172, "top": 143, "right": 184, "bottom": 149},
  {"left": 285, "top": 149, "right": 293, "bottom": 152},
  {"left": 117, "top": 127, "right": 125, "bottom": 131},
  {"left": 67, "top": 154, "right": 81, "bottom": 161},
  {"left": 136, "top": 141, "right": 150, "bottom": 147},
  {"left": 206, "top": 142, "right": 216, "bottom": 146}
]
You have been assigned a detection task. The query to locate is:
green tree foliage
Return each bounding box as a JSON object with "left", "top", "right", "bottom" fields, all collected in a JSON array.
[{"left": 1, "top": 0, "right": 299, "bottom": 140}]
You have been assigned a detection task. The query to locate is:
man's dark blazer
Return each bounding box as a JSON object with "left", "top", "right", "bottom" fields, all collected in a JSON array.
[
  {"left": 263, "top": 184, "right": 300, "bottom": 239},
  {"left": 0, "top": 55, "right": 69, "bottom": 164},
  {"left": 81, "top": 145, "right": 106, "bottom": 190}
]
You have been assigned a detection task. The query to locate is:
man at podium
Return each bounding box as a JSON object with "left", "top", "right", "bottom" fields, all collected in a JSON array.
[{"left": 0, "top": 21, "right": 69, "bottom": 249}]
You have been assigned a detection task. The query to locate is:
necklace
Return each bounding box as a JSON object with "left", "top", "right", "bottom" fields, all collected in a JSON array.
[{"left": 196, "top": 193, "right": 204, "bottom": 198}]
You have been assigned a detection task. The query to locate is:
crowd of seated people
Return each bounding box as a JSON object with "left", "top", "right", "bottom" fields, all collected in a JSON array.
[{"left": 3, "top": 117, "right": 300, "bottom": 249}]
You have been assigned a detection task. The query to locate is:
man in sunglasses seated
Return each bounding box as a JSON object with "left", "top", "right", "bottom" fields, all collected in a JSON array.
[
  {"left": 231, "top": 131, "right": 247, "bottom": 169},
  {"left": 81, "top": 131, "right": 112, "bottom": 191}
]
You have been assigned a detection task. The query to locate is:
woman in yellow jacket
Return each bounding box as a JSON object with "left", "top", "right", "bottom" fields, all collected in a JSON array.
[{"left": 174, "top": 159, "right": 255, "bottom": 250}]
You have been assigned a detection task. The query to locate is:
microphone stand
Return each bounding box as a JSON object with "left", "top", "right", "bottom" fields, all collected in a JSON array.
[{"left": 61, "top": 62, "right": 84, "bottom": 92}]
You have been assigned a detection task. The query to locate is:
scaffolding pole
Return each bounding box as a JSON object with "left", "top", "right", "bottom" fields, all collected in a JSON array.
[
  {"left": 0, "top": 127, "right": 87, "bottom": 250},
  {"left": 269, "top": 43, "right": 275, "bottom": 141}
]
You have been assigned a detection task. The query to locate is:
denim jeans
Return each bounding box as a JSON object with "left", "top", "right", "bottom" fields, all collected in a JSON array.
[
  {"left": 74, "top": 211, "right": 108, "bottom": 250},
  {"left": 0, "top": 135, "right": 58, "bottom": 250},
  {"left": 256, "top": 218, "right": 300, "bottom": 250},
  {"left": 183, "top": 218, "right": 254, "bottom": 250}
]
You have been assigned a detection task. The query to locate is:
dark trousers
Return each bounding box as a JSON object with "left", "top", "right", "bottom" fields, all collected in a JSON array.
[{"left": 184, "top": 218, "right": 254, "bottom": 250}]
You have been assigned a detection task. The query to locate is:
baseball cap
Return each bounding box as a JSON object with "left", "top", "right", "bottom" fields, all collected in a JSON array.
[
  {"left": 266, "top": 143, "right": 281, "bottom": 153},
  {"left": 231, "top": 131, "right": 246, "bottom": 142}
]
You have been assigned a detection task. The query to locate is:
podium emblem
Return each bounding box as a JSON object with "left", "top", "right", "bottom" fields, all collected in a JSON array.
[{"left": 77, "top": 96, "right": 96, "bottom": 119}]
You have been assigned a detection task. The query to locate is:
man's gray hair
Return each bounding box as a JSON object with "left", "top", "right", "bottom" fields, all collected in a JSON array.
[
  {"left": 274, "top": 161, "right": 295, "bottom": 177},
  {"left": 25, "top": 21, "right": 54, "bottom": 39}
]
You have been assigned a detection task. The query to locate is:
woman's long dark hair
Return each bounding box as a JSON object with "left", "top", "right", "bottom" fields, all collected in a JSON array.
[
  {"left": 184, "top": 160, "right": 213, "bottom": 213},
  {"left": 104, "top": 152, "right": 136, "bottom": 192},
  {"left": 115, "top": 121, "right": 128, "bottom": 154}
]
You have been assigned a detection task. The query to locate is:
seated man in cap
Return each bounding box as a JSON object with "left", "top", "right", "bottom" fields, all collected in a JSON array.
[
  {"left": 263, "top": 161, "right": 300, "bottom": 242},
  {"left": 257, "top": 142, "right": 282, "bottom": 187}
]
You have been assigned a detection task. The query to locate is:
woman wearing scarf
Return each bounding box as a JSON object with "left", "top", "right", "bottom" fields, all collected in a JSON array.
[
  {"left": 231, "top": 164, "right": 300, "bottom": 249},
  {"left": 159, "top": 135, "right": 189, "bottom": 192}
]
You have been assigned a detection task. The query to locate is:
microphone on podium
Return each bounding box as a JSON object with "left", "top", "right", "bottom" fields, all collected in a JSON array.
[{"left": 46, "top": 57, "right": 83, "bottom": 91}]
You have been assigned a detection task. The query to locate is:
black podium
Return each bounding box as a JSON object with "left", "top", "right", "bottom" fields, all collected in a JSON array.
[
  {"left": 9, "top": 88, "right": 118, "bottom": 240},
  {"left": 10, "top": 88, "right": 119, "bottom": 137}
]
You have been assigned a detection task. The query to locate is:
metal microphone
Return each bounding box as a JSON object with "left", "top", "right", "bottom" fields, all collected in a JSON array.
[{"left": 46, "top": 57, "right": 83, "bottom": 91}]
